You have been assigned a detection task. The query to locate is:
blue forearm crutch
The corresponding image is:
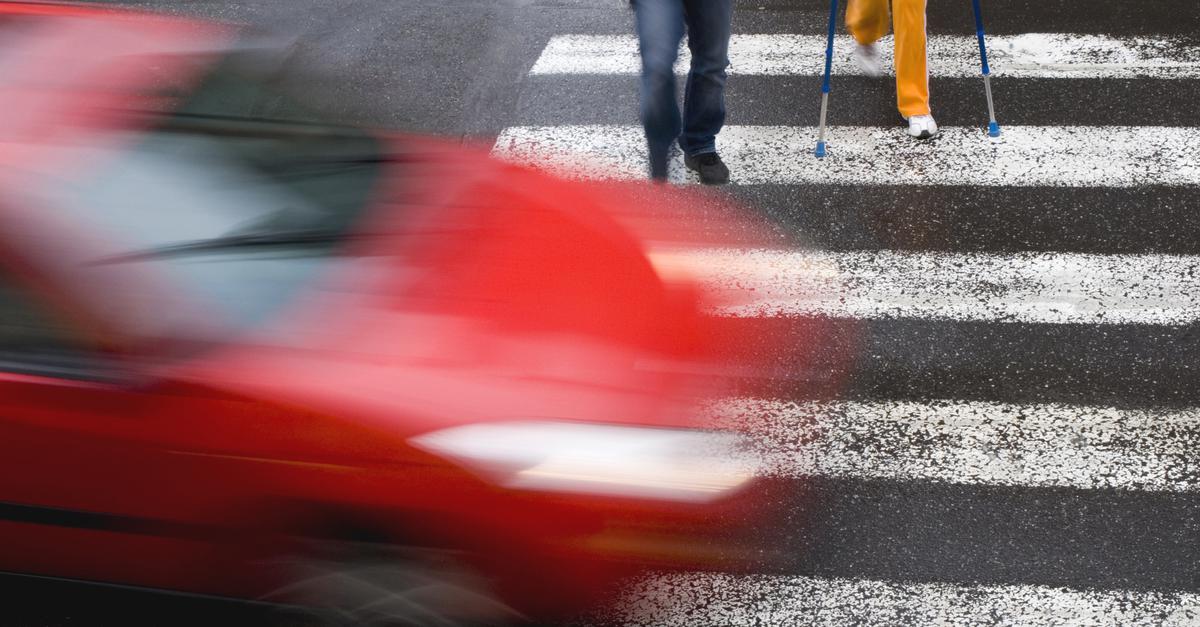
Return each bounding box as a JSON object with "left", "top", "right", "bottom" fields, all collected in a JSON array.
[
  {"left": 971, "top": 0, "right": 1001, "bottom": 137},
  {"left": 815, "top": 0, "right": 839, "bottom": 157}
]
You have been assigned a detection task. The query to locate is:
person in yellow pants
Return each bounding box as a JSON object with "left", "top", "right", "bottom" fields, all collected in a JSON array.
[{"left": 845, "top": 0, "right": 938, "bottom": 139}]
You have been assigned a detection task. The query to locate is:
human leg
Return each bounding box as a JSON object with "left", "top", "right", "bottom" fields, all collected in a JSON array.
[
  {"left": 678, "top": 0, "right": 732, "bottom": 158},
  {"left": 633, "top": 0, "right": 686, "bottom": 179},
  {"left": 892, "top": 0, "right": 931, "bottom": 118},
  {"left": 845, "top": 0, "right": 889, "bottom": 45}
]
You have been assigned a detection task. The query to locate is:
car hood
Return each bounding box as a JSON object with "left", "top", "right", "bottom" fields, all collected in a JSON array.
[{"left": 177, "top": 146, "right": 724, "bottom": 438}]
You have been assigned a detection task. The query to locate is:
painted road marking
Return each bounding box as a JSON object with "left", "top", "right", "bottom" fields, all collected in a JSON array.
[
  {"left": 607, "top": 573, "right": 1200, "bottom": 626},
  {"left": 531, "top": 33, "right": 1200, "bottom": 79},
  {"left": 492, "top": 125, "right": 1200, "bottom": 187},
  {"left": 711, "top": 398, "right": 1200, "bottom": 492},
  {"left": 647, "top": 248, "right": 1200, "bottom": 325}
]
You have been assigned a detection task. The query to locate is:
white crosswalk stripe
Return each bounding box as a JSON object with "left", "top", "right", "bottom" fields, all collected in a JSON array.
[
  {"left": 710, "top": 397, "right": 1200, "bottom": 491},
  {"left": 531, "top": 33, "right": 1200, "bottom": 79},
  {"left": 493, "top": 125, "right": 1200, "bottom": 187},
  {"left": 648, "top": 248, "right": 1200, "bottom": 325},
  {"left": 608, "top": 573, "right": 1200, "bottom": 626}
]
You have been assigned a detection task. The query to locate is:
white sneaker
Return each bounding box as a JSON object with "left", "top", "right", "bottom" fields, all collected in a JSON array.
[
  {"left": 853, "top": 42, "right": 883, "bottom": 76},
  {"left": 906, "top": 114, "right": 938, "bottom": 139}
]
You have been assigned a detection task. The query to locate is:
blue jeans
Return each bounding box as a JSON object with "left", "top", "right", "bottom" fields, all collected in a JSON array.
[{"left": 633, "top": 0, "right": 732, "bottom": 172}]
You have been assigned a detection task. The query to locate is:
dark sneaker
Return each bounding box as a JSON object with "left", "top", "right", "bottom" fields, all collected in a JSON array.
[{"left": 684, "top": 152, "right": 730, "bottom": 185}]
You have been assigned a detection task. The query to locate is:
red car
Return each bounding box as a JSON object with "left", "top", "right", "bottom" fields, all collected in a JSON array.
[{"left": 0, "top": 3, "right": 782, "bottom": 624}]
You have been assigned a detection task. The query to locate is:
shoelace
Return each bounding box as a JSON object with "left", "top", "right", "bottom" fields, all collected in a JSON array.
[{"left": 699, "top": 153, "right": 721, "bottom": 166}]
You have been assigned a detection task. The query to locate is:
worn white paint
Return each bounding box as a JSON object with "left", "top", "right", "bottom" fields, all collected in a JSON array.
[
  {"left": 491, "top": 125, "right": 1200, "bottom": 187},
  {"left": 531, "top": 33, "right": 1200, "bottom": 79},
  {"left": 647, "top": 247, "right": 1200, "bottom": 325},
  {"left": 607, "top": 573, "right": 1200, "bottom": 626},
  {"left": 709, "top": 397, "right": 1200, "bottom": 492}
]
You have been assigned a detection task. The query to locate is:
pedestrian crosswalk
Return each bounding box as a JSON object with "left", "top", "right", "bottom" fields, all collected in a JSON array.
[
  {"left": 496, "top": 7, "right": 1200, "bottom": 626},
  {"left": 496, "top": 125, "right": 1200, "bottom": 186},
  {"left": 649, "top": 248, "right": 1200, "bottom": 324},
  {"left": 532, "top": 33, "right": 1200, "bottom": 79},
  {"left": 710, "top": 397, "right": 1200, "bottom": 491},
  {"left": 608, "top": 573, "right": 1200, "bottom": 626}
]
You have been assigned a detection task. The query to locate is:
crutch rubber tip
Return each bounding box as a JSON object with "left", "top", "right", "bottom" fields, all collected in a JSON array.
[
  {"left": 988, "top": 122, "right": 1001, "bottom": 137},
  {"left": 815, "top": 141, "right": 827, "bottom": 158}
]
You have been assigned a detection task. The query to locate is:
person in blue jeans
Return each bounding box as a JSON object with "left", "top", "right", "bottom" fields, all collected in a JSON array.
[{"left": 632, "top": 0, "right": 732, "bottom": 185}]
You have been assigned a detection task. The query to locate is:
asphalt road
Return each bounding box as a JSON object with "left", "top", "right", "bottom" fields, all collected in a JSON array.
[{"left": 12, "top": 0, "right": 1200, "bottom": 624}]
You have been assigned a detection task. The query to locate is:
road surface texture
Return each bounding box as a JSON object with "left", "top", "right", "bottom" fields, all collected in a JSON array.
[{"left": 9, "top": 0, "right": 1200, "bottom": 625}]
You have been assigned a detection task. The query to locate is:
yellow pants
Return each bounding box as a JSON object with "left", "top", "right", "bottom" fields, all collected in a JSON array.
[{"left": 846, "top": 0, "right": 930, "bottom": 118}]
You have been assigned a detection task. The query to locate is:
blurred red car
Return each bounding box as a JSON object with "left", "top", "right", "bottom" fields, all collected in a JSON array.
[{"left": 0, "top": 2, "right": 777, "bottom": 624}]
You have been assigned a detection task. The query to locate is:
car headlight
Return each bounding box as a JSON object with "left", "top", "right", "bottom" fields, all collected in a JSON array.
[{"left": 410, "top": 421, "right": 759, "bottom": 503}]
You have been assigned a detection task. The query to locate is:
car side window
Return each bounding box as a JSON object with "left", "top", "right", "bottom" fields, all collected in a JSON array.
[{"left": 0, "top": 272, "right": 93, "bottom": 377}]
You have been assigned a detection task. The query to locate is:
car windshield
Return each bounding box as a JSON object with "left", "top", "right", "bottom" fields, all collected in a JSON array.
[{"left": 29, "top": 50, "right": 385, "bottom": 335}]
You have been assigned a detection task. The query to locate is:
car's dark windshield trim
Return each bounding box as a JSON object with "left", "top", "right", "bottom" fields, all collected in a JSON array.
[{"left": 91, "top": 230, "right": 348, "bottom": 264}]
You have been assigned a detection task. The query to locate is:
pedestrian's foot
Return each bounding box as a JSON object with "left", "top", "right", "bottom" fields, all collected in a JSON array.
[
  {"left": 853, "top": 42, "right": 883, "bottom": 76},
  {"left": 684, "top": 152, "right": 730, "bottom": 185},
  {"left": 906, "top": 114, "right": 938, "bottom": 139}
]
